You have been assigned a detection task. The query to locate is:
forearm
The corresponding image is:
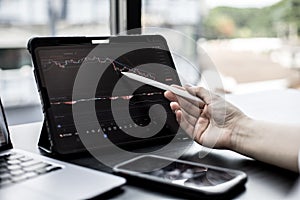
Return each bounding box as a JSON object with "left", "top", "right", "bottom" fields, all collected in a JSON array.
[{"left": 231, "top": 117, "right": 300, "bottom": 172}]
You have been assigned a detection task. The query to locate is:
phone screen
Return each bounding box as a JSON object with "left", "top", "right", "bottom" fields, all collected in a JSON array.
[{"left": 114, "top": 155, "right": 247, "bottom": 194}]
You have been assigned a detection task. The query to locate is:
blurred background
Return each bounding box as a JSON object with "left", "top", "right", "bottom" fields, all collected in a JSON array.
[
  {"left": 142, "top": 0, "right": 300, "bottom": 93},
  {"left": 0, "top": 0, "right": 299, "bottom": 125}
]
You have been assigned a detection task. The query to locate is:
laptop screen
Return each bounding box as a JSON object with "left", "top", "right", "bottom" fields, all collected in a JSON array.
[
  {"left": 0, "top": 99, "right": 9, "bottom": 148},
  {"left": 33, "top": 36, "right": 182, "bottom": 153}
]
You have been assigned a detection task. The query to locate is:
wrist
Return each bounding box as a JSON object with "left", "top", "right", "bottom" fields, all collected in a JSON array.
[{"left": 229, "top": 115, "right": 253, "bottom": 153}]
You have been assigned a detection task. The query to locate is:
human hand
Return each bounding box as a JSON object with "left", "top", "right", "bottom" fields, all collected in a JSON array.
[{"left": 164, "top": 86, "right": 247, "bottom": 150}]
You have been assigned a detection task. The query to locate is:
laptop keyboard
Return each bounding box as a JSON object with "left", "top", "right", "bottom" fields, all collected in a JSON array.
[{"left": 0, "top": 152, "right": 62, "bottom": 187}]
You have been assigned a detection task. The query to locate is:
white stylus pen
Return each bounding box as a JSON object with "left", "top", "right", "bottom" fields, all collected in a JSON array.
[{"left": 121, "top": 72, "right": 204, "bottom": 103}]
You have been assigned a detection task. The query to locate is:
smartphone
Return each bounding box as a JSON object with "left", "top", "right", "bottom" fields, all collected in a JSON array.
[{"left": 113, "top": 155, "right": 247, "bottom": 196}]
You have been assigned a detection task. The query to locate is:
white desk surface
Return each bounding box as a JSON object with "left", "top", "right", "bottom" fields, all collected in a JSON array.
[{"left": 226, "top": 89, "right": 300, "bottom": 124}]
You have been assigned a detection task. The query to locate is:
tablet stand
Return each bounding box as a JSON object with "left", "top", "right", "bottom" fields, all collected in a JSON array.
[{"left": 38, "top": 120, "right": 53, "bottom": 154}]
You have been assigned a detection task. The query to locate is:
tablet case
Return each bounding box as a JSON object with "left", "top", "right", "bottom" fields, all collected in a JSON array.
[{"left": 38, "top": 120, "right": 53, "bottom": 154}]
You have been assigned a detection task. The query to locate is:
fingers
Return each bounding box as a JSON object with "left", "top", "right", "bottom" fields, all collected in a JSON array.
[
  {"left": 175, "top": 110, "right": 196, "bottom": 139},
  {"left": 194, "top": 117, "right": 210, "bottom": 144},
  {"left": 185, "top": 86, "right": 213, "bottom": 104},
  {"left": 176, "top": 96, "right": 201, "bottom": 118},
  {"left": 171, "top": 102, "right": 197, "bottom": 131},
  {"left": 172, "top": 85, "right": 205, "bottom": 108},
  {"left": 170, "top": 102, "right": 180, "bottom": 111},
  {"left": 176, "top": 108, "right": 209, "bottom": 142},
  {"left": 170, "top": 100, "right": 200, "bottom": 120},
  {"left": 167, "top": 86, "right": 204, "bottom": 119},
  {"left": 164, "top": 90, "right": 178, "bottom": 102},
  {"left": 166, "top": 85, "right": 213, "bottom": 145},
  {"left": 180, "top": 104, "right": 210, "bottom": 144},
  {"left": 196, "top": 106, "right": 210, "bottom": 132},
  {"left": 164, "top": 85, "right": 205, "bottom": 108},
  {"left": 180, "top": 107, "right": 197, "bottom": 125}
]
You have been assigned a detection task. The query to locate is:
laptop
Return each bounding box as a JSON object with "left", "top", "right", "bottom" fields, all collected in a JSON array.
[
  {"left": 27, "top": 35, "right": 194, "bottom": 166},
  {"left": 0, "top": 98, "right": 126, "bottom": 199}
]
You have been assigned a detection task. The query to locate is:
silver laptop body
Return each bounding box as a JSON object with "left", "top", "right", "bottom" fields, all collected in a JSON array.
[{"left": 0, "top": 98, "right": 125, "bottom": 200}]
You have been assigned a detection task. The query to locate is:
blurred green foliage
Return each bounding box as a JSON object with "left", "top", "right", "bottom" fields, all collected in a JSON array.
[{"left": 202, "top": 0, "right": 300, "bottom": 39}]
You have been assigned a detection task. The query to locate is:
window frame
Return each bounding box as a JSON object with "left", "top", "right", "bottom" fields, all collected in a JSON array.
[{"left": 110, "top": 0, "right": 142, "bottom": 35}]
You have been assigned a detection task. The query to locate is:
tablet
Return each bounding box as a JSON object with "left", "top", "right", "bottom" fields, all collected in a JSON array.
[{"left": 28, "top": 35, "right": 183, "bottom": 154}]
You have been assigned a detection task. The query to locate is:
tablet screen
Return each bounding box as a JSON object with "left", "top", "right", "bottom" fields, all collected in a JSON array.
[{"left": 34, "top": 36, "right": 182, "bottom": 153}]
